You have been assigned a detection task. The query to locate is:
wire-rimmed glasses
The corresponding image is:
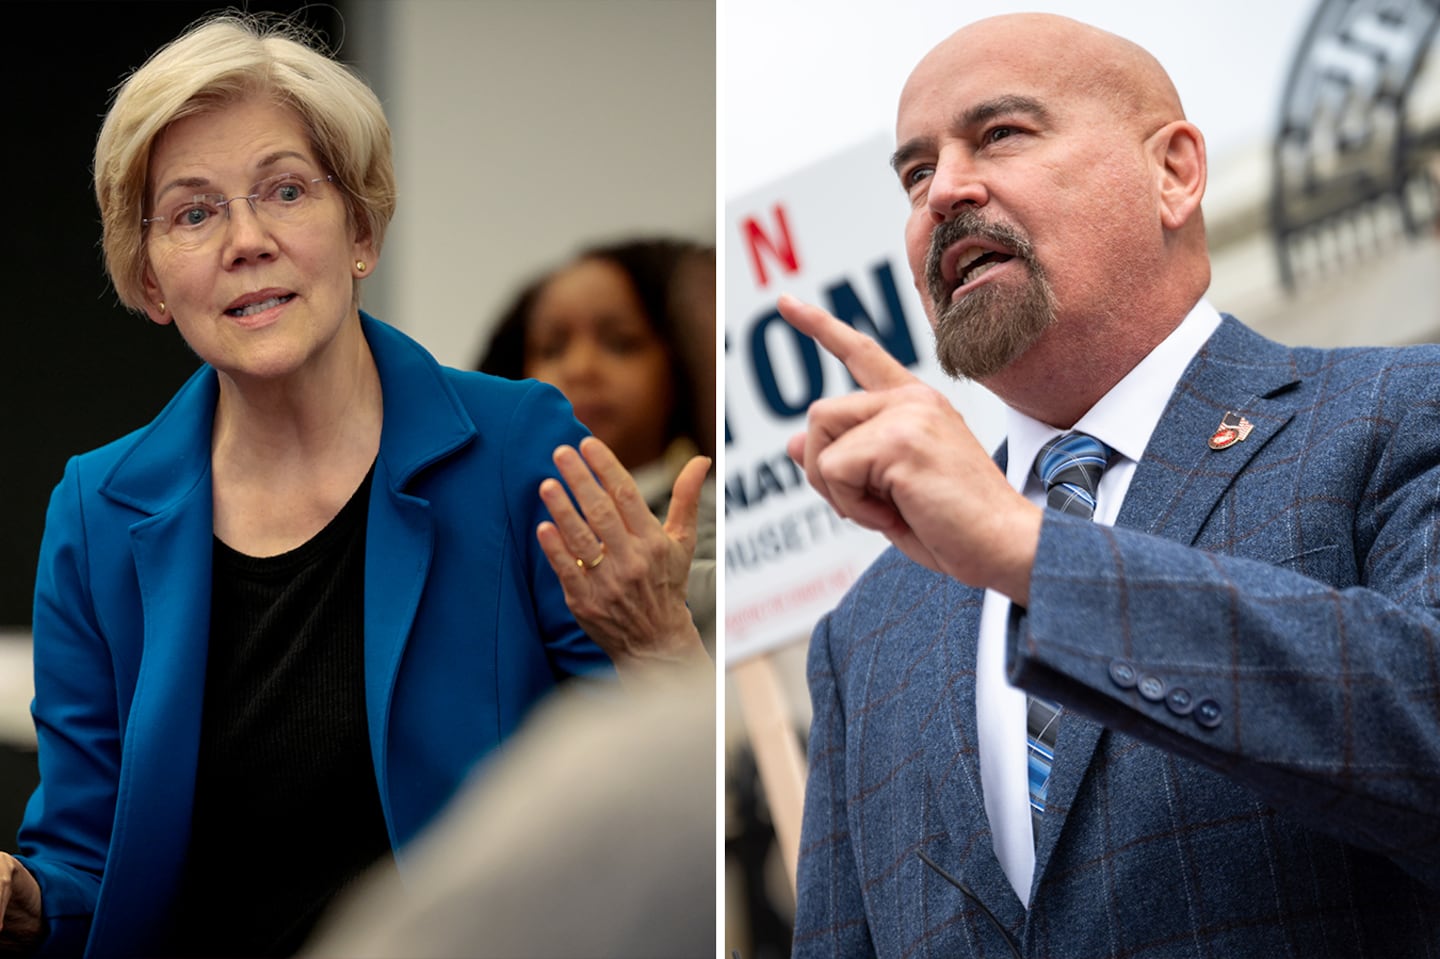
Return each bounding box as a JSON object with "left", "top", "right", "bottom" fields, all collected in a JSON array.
[{"left": 142, "top": 173, "right": 337, "bottom": 248}]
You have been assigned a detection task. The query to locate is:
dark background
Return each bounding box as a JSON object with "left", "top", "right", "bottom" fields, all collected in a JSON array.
[{"left": 1, "top": 0, "right": 346, "bottom": 852}]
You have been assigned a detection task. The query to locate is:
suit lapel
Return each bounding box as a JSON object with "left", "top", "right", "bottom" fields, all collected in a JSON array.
[
  {"left": 1117, "top": 318, "right": 1301, "bottom": 541},
  {"left": 910, "top": 570, "right": 1031, "bottom": 932},
  {"left": 919, "top": 440, "right": 1030, "bottom": 928},
  {"left": 1031, "top": 317, "right": 1303, "bottom": 887}
]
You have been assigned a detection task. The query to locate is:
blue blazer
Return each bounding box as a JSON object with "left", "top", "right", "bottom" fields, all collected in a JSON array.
[
  {"left": 794, "top": 317, "right": 1440, "bottom": 957},
  {"left": 16, "top": 314, "right": 613, "bottom": 957}
]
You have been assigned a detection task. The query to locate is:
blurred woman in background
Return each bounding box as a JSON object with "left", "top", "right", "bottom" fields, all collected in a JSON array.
[{"left": 479, "top": 238, "right": 717, "bottom": 652}]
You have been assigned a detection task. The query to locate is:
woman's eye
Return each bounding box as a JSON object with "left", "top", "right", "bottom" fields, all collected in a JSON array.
[
  {"left": 603, "top": 333, "right": 645, "bottom": 355},
  {"left": 532, "top": 339, "right": 565, "bottom": 361},
  {"left": 271, "top": 180, "right": 305, "bottom": 203},
  {"left": 177, "top": 204, "right": 213, "bottom": 228}
]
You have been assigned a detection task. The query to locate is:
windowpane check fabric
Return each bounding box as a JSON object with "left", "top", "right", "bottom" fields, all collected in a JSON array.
[
  {"left": 792, "top": 316, "right": 1440, "bottom": 958},
  {"left": 1027, "top": 432, "right": 1113, "bottom": 842}
]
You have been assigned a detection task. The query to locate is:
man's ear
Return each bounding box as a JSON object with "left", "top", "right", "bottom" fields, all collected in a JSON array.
[
  {"left": 141, "top": 264, "right": 172, "bottom": 326},
  {"left": 1150, "top": 120, "right": 1206, "bottom": 231}
]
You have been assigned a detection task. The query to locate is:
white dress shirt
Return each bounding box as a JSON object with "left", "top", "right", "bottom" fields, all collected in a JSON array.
[{"left": 976, "top": 299, "right": 1223, "bottom": 903}]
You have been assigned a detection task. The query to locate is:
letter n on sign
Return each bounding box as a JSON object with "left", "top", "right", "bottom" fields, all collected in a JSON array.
[{"left": 739, "top": 204, "right": 801, "bottom": 289}]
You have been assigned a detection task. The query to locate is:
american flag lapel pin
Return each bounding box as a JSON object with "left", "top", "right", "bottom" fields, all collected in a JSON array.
[{"left": 1208, "top": 411, "right": 1254, "bottom": 450}]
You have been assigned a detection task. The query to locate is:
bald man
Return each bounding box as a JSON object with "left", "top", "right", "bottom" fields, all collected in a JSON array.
[{"left": 785, "top": 14, "right": 1440, "bottom": 958}]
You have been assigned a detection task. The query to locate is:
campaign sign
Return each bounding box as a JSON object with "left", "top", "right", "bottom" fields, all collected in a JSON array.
[{"left": 724, "top": 133, "right": 1007, "bottom": 664}]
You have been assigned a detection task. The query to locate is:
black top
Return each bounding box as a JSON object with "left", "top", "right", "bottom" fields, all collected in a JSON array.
[{"left": 162, "top": 466, "right": 395, "bottom": 957}]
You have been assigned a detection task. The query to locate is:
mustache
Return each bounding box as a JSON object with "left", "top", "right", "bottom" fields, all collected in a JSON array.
[{"left": 924, "top": 212, "right": 1036, "bottom": 306}]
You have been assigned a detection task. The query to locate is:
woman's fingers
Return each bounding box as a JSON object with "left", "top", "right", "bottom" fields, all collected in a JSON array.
[
  {"left": 538, "top": 476, "right": 604, "bottom": 565},
  {"left": 535, "top": 440, "right": 712, "bottom": 682},
  {"left": 535, "top": 520, "right": 593, "bottom": 591},
  {"left": 576, "top": 437, "right": 656, "bottom": 535},
  {"left": 552, "top": 442, "right": 632, "bottom": 544},
  {"left": 663, "top": 454, "right": 712, "bottom": 552}
]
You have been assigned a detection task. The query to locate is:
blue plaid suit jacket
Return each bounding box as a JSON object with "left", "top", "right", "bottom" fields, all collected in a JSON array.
[{"left": 793, "top": 316, "right": 1440, "bottom": 958}]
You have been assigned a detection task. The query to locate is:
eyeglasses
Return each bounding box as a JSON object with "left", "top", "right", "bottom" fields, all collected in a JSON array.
[{"left": 142, "top": 173, "right": 337, "bottom": 247}]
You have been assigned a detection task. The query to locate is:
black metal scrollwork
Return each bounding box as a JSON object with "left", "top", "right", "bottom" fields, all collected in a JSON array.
[{"left": 1271, "top": 0, "right": 1440, "bottom": 290}]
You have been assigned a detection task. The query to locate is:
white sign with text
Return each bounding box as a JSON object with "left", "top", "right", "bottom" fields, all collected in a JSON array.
[{"left": 723, "top": 133, "right": 1007, "bottom": 664}]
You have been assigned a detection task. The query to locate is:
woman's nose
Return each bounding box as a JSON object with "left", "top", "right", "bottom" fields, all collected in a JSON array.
[{"left": 220, "top": 197, "right": 279, "bottom": 266}]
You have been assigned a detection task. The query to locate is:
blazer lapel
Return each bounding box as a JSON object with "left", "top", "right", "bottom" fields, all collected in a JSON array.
[
  {"left": 88, "top": 368, "right": 216, "bottom": 953},
  {"left": 357, "top": 314, "right": 475, "bottom": 828},
  {"left": 912, "top": 570, "right": 1031, "bottom": 933},
  {"left": 361, "top": 463, "right": 433, "bottom": 826},
  {"left": 1117, "top": 317, "right": 1301, "bottom": 542},
  {"left": 920, "top": 440, "right": 1030, "bottom": 929},
  {"left": 106, "top": 489, "right": 213, "bottom": 924},
  {"left": 1031, "top": 316, "right": 1303, "bottom": 886}
]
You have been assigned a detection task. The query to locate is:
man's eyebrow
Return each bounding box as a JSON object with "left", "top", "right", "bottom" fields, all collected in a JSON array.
[
  {"left": 960, "top": 94, "right": 1051, "bottom": 130},
  {"left": 891, "top": 94, "right": 1052, "bottom": 177},
  {"left": 890, "top": 138, "right": 933, "bottom": 177}
]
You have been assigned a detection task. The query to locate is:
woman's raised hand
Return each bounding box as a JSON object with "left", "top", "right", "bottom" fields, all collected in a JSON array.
[{"left": 537, "top": 436, "right": 713, "bottom": 683}]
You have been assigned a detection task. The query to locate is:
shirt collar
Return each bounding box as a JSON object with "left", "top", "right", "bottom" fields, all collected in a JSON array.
[{"left": 1003, "top": 298, "right": 1223, "bottom": 492}]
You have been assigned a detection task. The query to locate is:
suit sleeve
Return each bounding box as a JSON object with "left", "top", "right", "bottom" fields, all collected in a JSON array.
[
  {"left": 792, "top": 611, "right": 877, "bottom": 958},
  {"left": 1009, "top": 403, "right": 1440, "bottom": 887},
  {"left": 15, "top": 458, "right": 116, "bottom": 955}
]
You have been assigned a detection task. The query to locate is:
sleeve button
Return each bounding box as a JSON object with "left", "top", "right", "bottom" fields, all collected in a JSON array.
[
  {"left": 1108, "top": 659, "right": 1138, "bottom": 689},
  {"left": 1194, "top": 698, "right": 1223, "bottom": 729},
  {"left": 1165, "top": 686, "right": 1194, "bottom": 716},
  {"left": 1138, "top": 675, "right": 1167, "bottom": 702}
]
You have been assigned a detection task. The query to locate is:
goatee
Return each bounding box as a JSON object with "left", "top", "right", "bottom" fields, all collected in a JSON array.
[{"left": 923, "top": 212, "right": 1057, "bottom": 380}]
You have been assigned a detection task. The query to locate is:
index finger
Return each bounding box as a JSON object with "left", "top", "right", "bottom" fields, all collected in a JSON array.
[{"left": 777, "top": 294, "right": 918, "bottom": 391}]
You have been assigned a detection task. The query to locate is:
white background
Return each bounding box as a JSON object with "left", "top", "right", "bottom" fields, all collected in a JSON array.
[{"left": 723, "top": 0, "right": 1318, "bottom": 199}]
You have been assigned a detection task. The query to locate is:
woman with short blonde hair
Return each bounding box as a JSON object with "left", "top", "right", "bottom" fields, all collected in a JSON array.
[{"left": 94, "top": 14, "right": 396, "bottom": 313}]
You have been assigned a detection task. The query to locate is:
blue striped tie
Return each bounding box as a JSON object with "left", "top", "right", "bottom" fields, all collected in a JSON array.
[
  {"left": 1027, "top": 432, "right": 1113, "bottom": 844},
  {"left": 1035, "top": 432, "right": 1112, "bottom": 520}
]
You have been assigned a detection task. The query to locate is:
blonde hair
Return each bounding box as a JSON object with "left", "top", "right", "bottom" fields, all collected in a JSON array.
[{"left": 94, "top": 11, "right": 396, "bottom": 311}]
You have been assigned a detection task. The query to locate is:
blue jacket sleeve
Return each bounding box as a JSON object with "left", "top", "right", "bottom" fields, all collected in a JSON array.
[{"left": 16, "top": 458, "right": 116, "bottom": 955}]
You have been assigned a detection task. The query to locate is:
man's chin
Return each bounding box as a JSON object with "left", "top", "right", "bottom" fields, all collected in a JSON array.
[
  {"left": 935, "top": 337, "right": 1030, "bottom": 382},
  {"left": 930, "top": 274, "right": 1057, "bottom": 381}
]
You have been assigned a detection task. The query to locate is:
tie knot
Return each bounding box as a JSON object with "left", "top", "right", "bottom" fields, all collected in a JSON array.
[{"left": 1034, "top": 432, "right": 1113, "bottom": 519}]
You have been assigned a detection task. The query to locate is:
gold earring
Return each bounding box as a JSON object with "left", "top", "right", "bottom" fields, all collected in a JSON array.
[
  {"left": 158, "top": 301, "right": 166, "bottom": 314},
  {"left": 355, "top": 260, "right": 367, "bottom": 273}
]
